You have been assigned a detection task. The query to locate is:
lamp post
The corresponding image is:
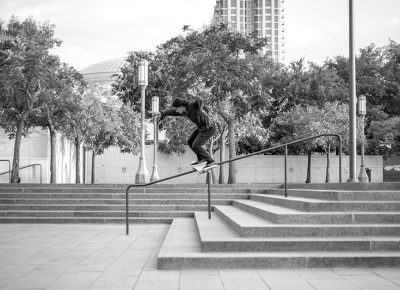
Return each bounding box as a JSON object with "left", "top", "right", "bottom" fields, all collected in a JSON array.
[
  {"left": 358, "top": 95, "right": 368, "bottom": 182},
  {"left": 348, "top": 0, "right": 358, "bottom": 182},
  {"left": 135, "top": 59, "right": 150, "bottom": 184},
  {"left": 151, "top": 96, "right": 160, "bottom": 182}
]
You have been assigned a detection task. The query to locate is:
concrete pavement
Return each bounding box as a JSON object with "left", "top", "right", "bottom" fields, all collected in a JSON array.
[{"left": 0, "top": 224, "right": 399, "bottom": 290}]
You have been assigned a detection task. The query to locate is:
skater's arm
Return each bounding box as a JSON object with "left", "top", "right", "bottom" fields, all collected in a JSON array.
[{"left": 160, "top": 109, "right": 182, "bottom": 120}]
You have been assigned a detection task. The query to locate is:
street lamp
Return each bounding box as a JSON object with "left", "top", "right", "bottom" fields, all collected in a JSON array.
[
  {"left": 358, "top": 95, "right": 368, "bottom": 182},
  {"left": 135, "top": 59, "right": 150, "bottom": 184},
  {"left": 150, "top": 96, "right": 160, "bottom": 182},
  {"left": 348, "top": 0, "right": 357, "bottom": 182}
]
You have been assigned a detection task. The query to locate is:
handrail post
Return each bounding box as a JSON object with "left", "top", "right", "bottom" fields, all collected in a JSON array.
[
  {"left": 207, "top": 171, "right": 212, "bottom": 219},
  {"left": 284, "top": 145, "right": 288, "bottom": 198},
  {"left": 338, "top": 136, "right": 343, "bottom": 183},
  {"left": 126, "top": 187, "right": 130, "bottom": 235}
]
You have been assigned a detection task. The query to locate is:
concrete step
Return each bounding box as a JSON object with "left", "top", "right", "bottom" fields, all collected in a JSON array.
[
  {"left": 0, "top": 204, "right": 212, "bottom": 211},
  {"left": 267, "top": 189, "right": 400, "bottom": 201},
  {"left": 233, "top": 200, "right": 400, "bottom": 224},
  {"left": 194, "top": 212, "right": 400, "bottom": 252},
  {"left": 157, "top": 218, "right": 400, "bottom": 269},
  {"left": 288, "top": 182, "right": 400, "bottom": 191},
  {"left": 214, "top": 205, "right": 400, "bottom": 237},
  {"left": 0, "top": 198, "right": 233, "bottom": 205},
  {"left": 0, "top": 216, "right": 172, "bottom": 224},
  {"left": 0, "top": 210, "right": 194, "bottom": 218},
  {"left": 251, "top": 194, "right": 400, "bottom": 212},
  {"left": 0, "top": 187, "right": 265, "bottom": 194},
  {"left": 0, "top": 193, "right": 249, "bottom": 199},
  {"left": 0, "top": 183, "right": 279, "bottom": 189}
]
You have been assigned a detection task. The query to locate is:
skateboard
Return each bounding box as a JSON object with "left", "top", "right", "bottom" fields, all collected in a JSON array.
[{"left": 192, "top": 161, "right": 217, "bottom": 174}]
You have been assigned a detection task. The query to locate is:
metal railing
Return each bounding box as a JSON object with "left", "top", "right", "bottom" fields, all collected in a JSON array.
[
  {"left": 125, "top": 133, "right": 342, "bottom": 235},
  {"left": 0, "top": 163, "right": 43, "bottom": 184},
  {"left": 0, "top": 160, "right": 11, "bottom": 183}
]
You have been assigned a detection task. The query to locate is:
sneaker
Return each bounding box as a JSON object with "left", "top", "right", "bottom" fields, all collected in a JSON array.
[
  {"left": 192, "top": 160, "right": 205, "bottom": 166},
  {"left": 205, "top": 161, "right": 216, "bottom": 167}
]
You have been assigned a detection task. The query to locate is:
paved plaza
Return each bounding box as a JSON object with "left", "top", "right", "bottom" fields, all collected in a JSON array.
[{"left": 0, "top": 224, "right": 399, "bottom": 290}]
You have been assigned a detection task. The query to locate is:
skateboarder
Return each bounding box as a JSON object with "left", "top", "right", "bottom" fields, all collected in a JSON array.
[{"left": 160, "top": 97, "right": 216, "bottom": 168}]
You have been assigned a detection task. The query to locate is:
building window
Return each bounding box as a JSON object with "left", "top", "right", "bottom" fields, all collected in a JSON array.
[
  {"left": 266, "top": 15, "right": 271, "bottom": 21},
  {"left": 265, "top": 8, "right": 271, "bottom": 14},
  {"left": 275, "top": 44, "right": 279, "bottom": 50},
  {"left": 266, "top": 29, "right": 272, "bottom": 35},
  {"left": 231, "top": 16, "right": 237, "bottom": 21},
  {"left": 266, "top": 22, "right": 271, "bottom": 28},
  {"left": 231, "top": 0, "right": 237, "bottom": 7},
  {"left": 266, "top": 0, "right": 271, "bottom": 6},
  {"left": 231, "top": 8, "right": 237, "bottom": 14}
]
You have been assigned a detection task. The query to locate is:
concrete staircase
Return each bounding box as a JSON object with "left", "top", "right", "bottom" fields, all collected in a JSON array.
[
  {"left": 157, "top": 183, "right": 400, "bottom": 269},
  {"left": 0, "top": 184, "right": 272, "bottom": 224}
]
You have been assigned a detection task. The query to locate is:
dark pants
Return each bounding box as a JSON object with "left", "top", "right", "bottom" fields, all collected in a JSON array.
[{"left": 187, "top": 126, "right": 216, "bottom": 163}]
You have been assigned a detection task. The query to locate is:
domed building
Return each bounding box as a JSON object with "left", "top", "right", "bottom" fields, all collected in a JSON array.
[{"left": 80, "top": 57, "right": 126, "bottom": 86}]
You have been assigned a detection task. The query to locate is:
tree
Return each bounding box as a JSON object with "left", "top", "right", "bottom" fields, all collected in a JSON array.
[
  {"left": 84, "top": 97, "right": 123, "bottom": 184},
  {"left": 0, "top": 17, "right": 61, "bottom": 182},
  {"left": 157, "top": 23, "right": 269, "bottom": 183},
  {"left": 35, "top": 63, "right": 85, "bottom": 183},
  {"left": 117, "top": 103, "right": 141, "bottom": 156},
  {"left": 62, "top": 86, "right": 106, "bottom": 183},
  {"left": 271, "top": 105, "right": 322, "bottom": 183},
  {"left": 367, "top": 117, "right": 400, "bottom": 159}
]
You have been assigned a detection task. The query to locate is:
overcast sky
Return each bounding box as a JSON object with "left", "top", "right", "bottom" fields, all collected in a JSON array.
[{"left": 1, "top": 0, "right": 399, "bottom": 70}]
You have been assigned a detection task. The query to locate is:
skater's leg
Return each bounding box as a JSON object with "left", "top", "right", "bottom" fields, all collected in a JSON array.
[
  {"left": 191, "top": 126, "right": 216, "bottom": 163},
  {"left": 187, "top": 129, "right": 201, "bottom": 161}
]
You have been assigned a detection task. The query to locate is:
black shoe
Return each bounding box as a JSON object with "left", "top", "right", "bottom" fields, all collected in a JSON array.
[
  {"left": 205, "top": 161, "right": 216, "bottom": 167},
  {"left": 192, "top": 160, "right": 206, "bottom": 166}
]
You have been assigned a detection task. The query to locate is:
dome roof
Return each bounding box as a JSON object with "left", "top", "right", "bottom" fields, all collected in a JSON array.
[{"left": 80, "top": 57, "right": 127, "bottom": 84}]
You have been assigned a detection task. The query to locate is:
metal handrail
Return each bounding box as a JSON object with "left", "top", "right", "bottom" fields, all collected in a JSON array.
[
  {"left": 0, "top": 163, "right": 43, "bottom": 184},
  {"left": 125, "top": 133, "right": 342, "bottom": 235},
  {"left": 0, "top": 160, "right": 11, "bottom": 183}
]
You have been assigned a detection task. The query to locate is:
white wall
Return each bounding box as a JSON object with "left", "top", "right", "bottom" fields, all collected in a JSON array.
[
  {"left": 86, "top": 145, "right": 383, "bottom": 184},
  {"left": 0, "top": 128, "right": 78, "bottom": 183}
]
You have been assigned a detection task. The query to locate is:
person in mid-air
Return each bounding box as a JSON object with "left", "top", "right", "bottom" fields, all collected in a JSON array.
[{"left": 160, "top": 97, "right": 216, "bottom": 168}]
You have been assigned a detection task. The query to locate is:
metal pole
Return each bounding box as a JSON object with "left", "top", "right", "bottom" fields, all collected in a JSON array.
[
  {"left": 207, "top": 171, "right": 212, "bottom": 219},
  {"left": 126, "top": 188, "right": 130, "bottom": 235},
  {"left": 135, "top": 85, "right": 150, "bottom": 184},
  {"left": 348, "top": 0, "right": 357, "bottom": 182},
  {"left": 339, "top": 137, "right": 343, "bottom": 183},
  {"left": 151, "top": 116, "right": 160, "bottom": 182},
  {"left": 284, "top": 146, "right": 288, "bottom": 198},
  {"left": 358, "top": 114, "right": 368, "bottom": 182}
]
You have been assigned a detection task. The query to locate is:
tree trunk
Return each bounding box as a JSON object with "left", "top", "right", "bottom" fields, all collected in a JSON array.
[
  {"left": 11, "top": 115, "right": 28, "bottom": 183},
  {"left": 91, "top": 149, "right": 96, "bottom": 184},
  {"left": 325, "top": 144, "right": 331, "bottom": 183},
  {"left": 227, "top": 119, "right": 237, "bottom": 184},
  {"left": 219, "top": 129, "right": 226, "bottom": 184},
  {"left": 75, "top": 139, "right": 81, "bottom": 184},
  {"left": 305, "top": 150, "right": 312, "bottom": 183},
  {"left": 49, "top": 126, "right": 57, "bottom": 183}
]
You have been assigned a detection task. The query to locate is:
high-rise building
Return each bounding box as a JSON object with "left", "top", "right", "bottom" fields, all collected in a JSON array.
[{"left": 213, "top": 0, "right": 285, "bottom": 63}]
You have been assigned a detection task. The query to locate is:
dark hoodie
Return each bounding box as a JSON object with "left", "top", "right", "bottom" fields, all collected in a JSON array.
[{"left": 160, "top": 98, "right": 213, "bottom": 131}]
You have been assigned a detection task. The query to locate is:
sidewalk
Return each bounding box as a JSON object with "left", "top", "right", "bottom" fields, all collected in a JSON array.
[{"left": 0, "top": 224, "right": 399, "bottom": 290}]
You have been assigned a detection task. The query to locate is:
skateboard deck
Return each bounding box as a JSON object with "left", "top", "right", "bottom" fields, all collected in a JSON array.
[{"left": 192, "top": 162, "right": 217, "bottom": 174}]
